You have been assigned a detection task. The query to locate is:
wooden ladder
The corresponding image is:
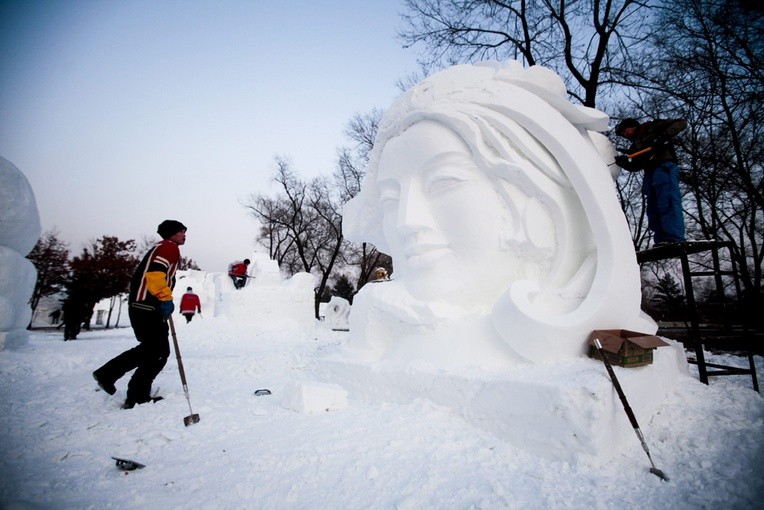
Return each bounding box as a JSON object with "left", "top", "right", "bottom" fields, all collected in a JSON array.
[{"left": 637, "top": 240, "right": 759, "bottom": 392}]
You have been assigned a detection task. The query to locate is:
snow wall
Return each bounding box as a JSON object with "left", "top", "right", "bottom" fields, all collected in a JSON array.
[{"left": 174, "top": 252, "right": 316, "bottom": 331}]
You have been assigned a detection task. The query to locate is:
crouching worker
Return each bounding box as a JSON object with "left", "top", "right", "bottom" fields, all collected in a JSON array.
[
  {"left": 228, "top": 258, "right": 250, "bottom": 289},
  {"left": 179, "top": 286, "right": 201, "bottom": 323},
  {"left": 92, "top": 220, "right": 186, "bottom": 409}
]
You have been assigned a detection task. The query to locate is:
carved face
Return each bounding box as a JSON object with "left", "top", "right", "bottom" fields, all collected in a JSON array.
[{"left": 376, "top": 120, "right": 536, "bottom": 309}]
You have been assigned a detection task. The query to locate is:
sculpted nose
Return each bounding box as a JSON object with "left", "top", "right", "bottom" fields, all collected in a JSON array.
[{"left": 396, "top": 185, "right": 433, "bottom": 233}]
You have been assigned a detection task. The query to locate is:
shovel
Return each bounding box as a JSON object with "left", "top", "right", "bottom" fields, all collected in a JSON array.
[
  {"left": 593, "top": 338, "right": 669, "bottom": 481},
  {"left": 168, "top": 316, "right": 201, "bottom": 426}
]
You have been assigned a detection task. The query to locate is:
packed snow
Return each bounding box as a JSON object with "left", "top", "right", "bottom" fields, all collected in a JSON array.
[{"left": 1, "top": 292, "right": 762, "bottom": 509}]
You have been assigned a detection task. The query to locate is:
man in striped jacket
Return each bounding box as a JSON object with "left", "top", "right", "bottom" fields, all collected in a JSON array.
[{"left": 93, "top": 220, "right": 186, "bottom": 409}]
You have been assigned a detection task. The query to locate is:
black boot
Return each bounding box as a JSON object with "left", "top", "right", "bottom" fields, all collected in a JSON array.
[
  {"left": 93, "top": 371, "right": 117, "bottom": 395},
  {"left": 123, "top": 396, "right": 163, "bottom": 409}
]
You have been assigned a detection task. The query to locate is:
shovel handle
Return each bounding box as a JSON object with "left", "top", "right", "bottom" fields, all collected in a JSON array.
[
  {"left": 593, "top": 338, "right": 641, "bottom": 431},
  {"left": 168, "top": 315, "right": 189, "bottom": 386}
]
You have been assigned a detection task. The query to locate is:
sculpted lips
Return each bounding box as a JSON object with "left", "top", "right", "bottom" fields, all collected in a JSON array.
[{"left": 404, "top": 242, "right": 450, "bottom": 266}]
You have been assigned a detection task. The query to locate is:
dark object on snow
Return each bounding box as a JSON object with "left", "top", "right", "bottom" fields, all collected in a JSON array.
[
  {"left": 62, "top": 296, "right": 88, "bottom": 340},
  {"left": 254, "top": 389, "right": 271, "bottom": 396},
  {"left": 112, "top": 457, "right": 145, "bottom": 471},
  {"left": 168, "top": 316, "right": 200, "bottom": 426},
  {"left": 593, "top": 337, "right": 670, "bottom": 482}
]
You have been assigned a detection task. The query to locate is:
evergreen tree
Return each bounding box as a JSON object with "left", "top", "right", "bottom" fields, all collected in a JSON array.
[
  {"left": 651, "top": 274, "right": 685, "bottom": 320},
  {"left": 331, "top": 274, "right": 356, "bottom": 304}
]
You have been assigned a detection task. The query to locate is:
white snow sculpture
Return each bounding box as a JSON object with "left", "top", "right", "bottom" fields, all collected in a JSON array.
[
  {"left": 0, "top": 156, "right": 41, "bottom": 350},
  {"left": 343, "top": 61, "right": 656, "bottom": 366},
  {"left": 325, "top": 296, "right": 351, "bottom": 330}
]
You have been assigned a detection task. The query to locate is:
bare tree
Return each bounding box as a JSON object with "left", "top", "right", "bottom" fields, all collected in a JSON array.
[
  {"left": 638, "top": 0, "right": 764, "bottom": 300},
  {"left": 613, "top": 170, "right": 652, "bottom": 249},
  {"left": 399, "top": 0, "right": 658, "bottom": 107},
  {"left": 333, "top": 108, "right": 395, "bottom": 289},
  {"left": 244, "top": 157, "right": 345, "bottom": 318},
  {"left": 334, "top": 108, "right": 382, "bottom": 201}
]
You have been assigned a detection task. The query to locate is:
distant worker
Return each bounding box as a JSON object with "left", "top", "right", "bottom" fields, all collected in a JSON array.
[
  {"left": 62, "top": 295, "right": 87, "bottom": 340},
  {"left": 228, "top": 258, "right": 250, "bottom": 289},
  {"left": 371, "top": 267, "right": 389, "bottom": 282},
  {"left": 179, "top": 286, "right": 201, "bottom": 323},
  {"left": 49, "top": 308, "right": 61, "bottom": 325},
  {"left": 615, "top": 118, "right": 687, "bottom": 246},
  {"left": 93, "top": 219, "right": 186, "bottom": 409}
]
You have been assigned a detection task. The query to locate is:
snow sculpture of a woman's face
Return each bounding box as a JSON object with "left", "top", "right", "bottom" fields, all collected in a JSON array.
[
  {"left": 343, "top": 61, "right": 655, "bottom": 366},
  {"left": 375, "top": 119, "right": 554, "bottom": 309}
]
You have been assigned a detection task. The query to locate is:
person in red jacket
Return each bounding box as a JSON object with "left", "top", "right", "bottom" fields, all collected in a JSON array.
[
  {"left": 93, "top": 219, "right": 186, "bottom": 409},
  {"left": 228, "top": 258, "right": 250, "bottom": 289},
  {"left": 179, "top": 287, "right": 201, "bottom": 323}
]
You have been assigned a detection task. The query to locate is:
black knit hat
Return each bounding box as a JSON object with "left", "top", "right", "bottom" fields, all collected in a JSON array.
[
  {"left": 615, "top": 118, "right": 640, "bottom": 136},
  {"left": 157, "top": 220, "right": 187, "bottom": 239}
]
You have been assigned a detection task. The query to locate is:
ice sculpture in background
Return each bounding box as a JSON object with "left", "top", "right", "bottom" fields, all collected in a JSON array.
[{"left": 0, "top": 156, "right": 41, "bottom": 350}]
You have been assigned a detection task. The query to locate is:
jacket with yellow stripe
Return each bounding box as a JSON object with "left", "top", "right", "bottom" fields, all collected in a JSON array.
[{"left": 128, "top": 239, "right": 180, "bottom": 312}]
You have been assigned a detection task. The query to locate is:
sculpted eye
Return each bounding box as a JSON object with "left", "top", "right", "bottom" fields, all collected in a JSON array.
[
  {"left": 427, "top": 172, "right": 468, "bottom": 194},
  {"left": 378, "top": 192, "right": 399, "bottom": 212}
]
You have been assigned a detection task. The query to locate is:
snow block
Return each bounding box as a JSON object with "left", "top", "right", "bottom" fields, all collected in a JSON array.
[
  {"left": 285, "top": 381, "right": 348, "bottom": 414},
  {"left": 325, "top": 296, "right": 351, "bottom": 330},
  {"left": 249, "top": 252, "right": 282, "bottom": 286},
  {"left": 214, "top": 271, "right": 315, "bottom": 330},
  {"left": 319, "top": 340, "right": 688, "bottom": 466}
]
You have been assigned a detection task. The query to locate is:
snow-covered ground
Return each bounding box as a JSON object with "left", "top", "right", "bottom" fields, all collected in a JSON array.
[{"left": 1, "top": 315, "right": 762, "bottom": 510}]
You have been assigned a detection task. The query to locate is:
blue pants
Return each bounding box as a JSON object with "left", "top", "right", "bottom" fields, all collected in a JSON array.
[{"left": 644, "top": 162, "right": 685, "bottom": 244}]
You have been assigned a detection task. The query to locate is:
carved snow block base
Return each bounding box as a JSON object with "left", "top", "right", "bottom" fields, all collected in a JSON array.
[{"left": 319, "top": 340, "right": 688, "bottom": 466}]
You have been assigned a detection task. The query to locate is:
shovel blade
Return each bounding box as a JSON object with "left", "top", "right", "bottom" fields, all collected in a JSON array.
[{"left": 184, "top": 413, "right": 200, "bottom": 426}]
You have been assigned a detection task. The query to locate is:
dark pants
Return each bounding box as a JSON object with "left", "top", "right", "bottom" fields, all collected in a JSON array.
[
  {"left": 230, "top": 275, "right": 248, "bottom": 289},
  {"left": 644, "top": 162, "right": 686, "bottom": 244},
  {"left": 94, "top": 306, "right": 170, "bottom": 405},
  {"left": 64, "top": 320, "right": 81, "bottom": 340}
]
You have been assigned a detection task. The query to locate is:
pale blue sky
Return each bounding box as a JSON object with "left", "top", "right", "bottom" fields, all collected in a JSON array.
[{"left": 0, "top": 0, "right": 420, "bottom": 271}]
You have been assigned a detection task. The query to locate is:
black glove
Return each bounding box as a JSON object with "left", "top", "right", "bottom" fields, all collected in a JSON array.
[
  {"left": 615, "top": 155, "right": 630, "bottom": 167},
  {"left": 159, "top": 300, "right": 174, "bottom": 320}
]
